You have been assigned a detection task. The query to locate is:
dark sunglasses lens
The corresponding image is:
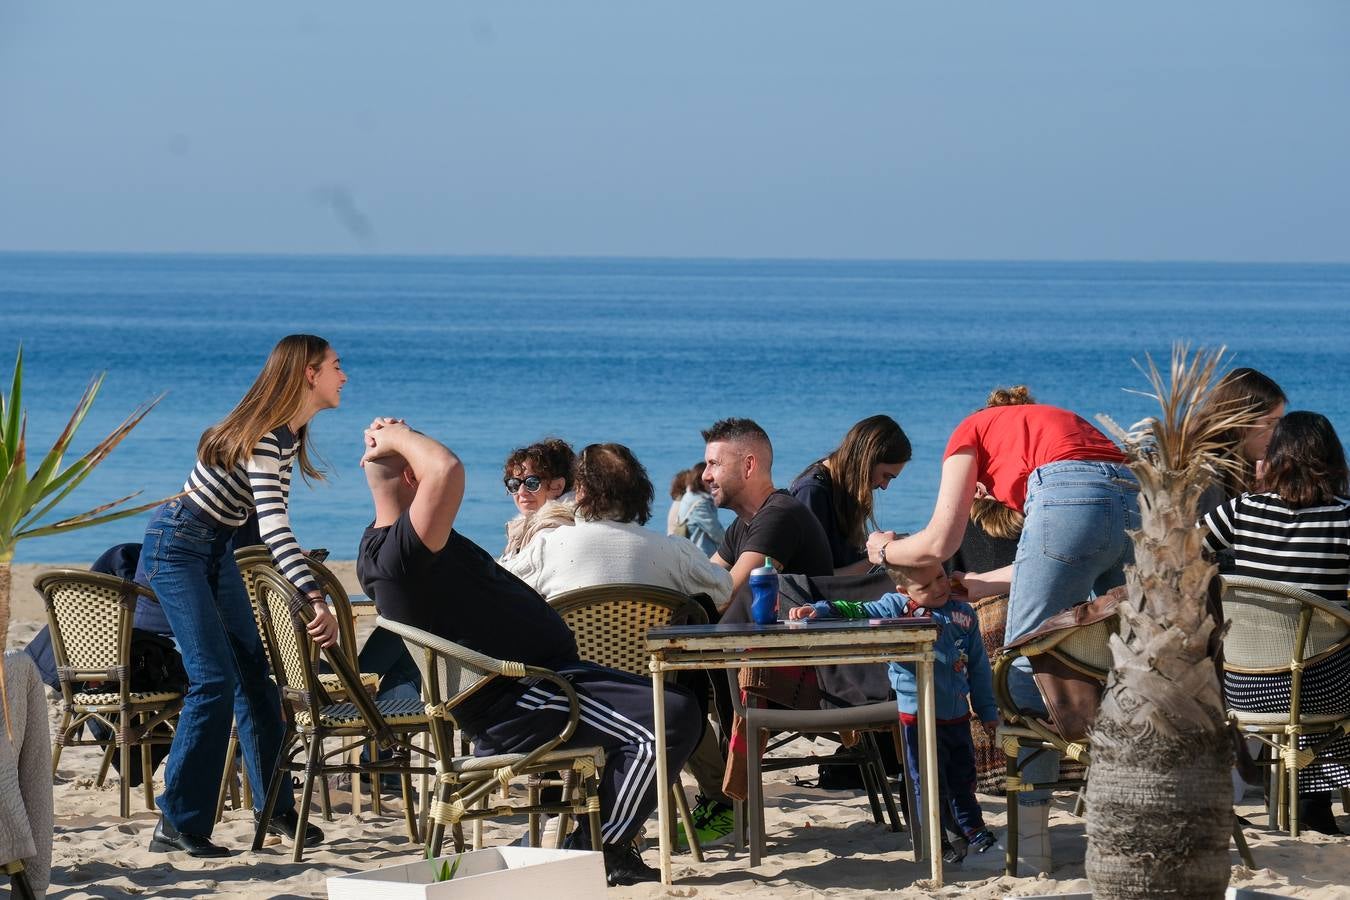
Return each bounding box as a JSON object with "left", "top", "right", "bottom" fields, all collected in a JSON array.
[{"left": 505, "top": 476, "right": 545, "bottom": 494}]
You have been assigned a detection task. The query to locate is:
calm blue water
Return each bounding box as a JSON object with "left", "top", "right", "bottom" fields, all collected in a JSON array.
[{"left": 2, "top": 253, "right": 1348, "bottom": 562}]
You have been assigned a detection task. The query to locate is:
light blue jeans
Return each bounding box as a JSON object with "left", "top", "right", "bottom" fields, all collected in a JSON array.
[
  {"left": 1005, "top": 460, "right": 1139, "bottom": 805},
  {"left": 141, "top": 498, "right": 294, "bottom": 835}
]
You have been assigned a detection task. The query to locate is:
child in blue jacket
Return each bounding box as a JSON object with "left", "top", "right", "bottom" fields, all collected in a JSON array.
[{"left": 789, "top": 560, "right": 999, "bottom": 861}]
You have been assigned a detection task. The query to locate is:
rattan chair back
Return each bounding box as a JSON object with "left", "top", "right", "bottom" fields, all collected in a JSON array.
[
  {"left": 34, "top": 569, "right": 141, "bottom": 684},
  {"left": 250, "top": 564, "right": 329, "bottom": 715},
  {"left": 548, "top": 583, "right": 707, "bottom": 677},
  {"left": 1220, "top": 575, "right": 1350, "bottom": 674}
]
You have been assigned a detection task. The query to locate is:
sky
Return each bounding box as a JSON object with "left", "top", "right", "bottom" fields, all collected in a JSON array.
[{"left": 1, "top": 1, "right": 1347, "bottom": 261}]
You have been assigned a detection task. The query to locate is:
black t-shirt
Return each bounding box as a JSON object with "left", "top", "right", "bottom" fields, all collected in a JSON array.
[
  {"left": 788, "top": 463, "right": 866, "bottom": 570},
  {"left": 357, "top": 512, "right": 579, "bottom": 734},
  {"left": 718, "top": 489, "right": 834, "bottom": 577}
]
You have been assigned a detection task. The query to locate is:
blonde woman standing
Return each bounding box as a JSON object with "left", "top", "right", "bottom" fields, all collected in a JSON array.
[{"left": 141, "top": 334, "right": 343, "bottom": 857}]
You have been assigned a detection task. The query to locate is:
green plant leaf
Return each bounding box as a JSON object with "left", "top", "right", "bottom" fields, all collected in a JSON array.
[
  {"left": 18, "top": 494, "right": 175, "bottom": 541},
  {"left": 1, "top": 345, "right": 22, "bottom": 469},
  {"left": 447, "top": 855, "right": 461, "bottom": 880},
  {"left": 15, "top": 395, "right": 159, "bottom": 534}
]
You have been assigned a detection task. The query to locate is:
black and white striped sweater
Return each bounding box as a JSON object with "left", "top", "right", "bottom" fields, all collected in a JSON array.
[
  {"left": 183, "top": 425, "right": 319, "bottom": 596},
  {"left": 1202, "top": 491, "right": 1350, "bottom": 605}
]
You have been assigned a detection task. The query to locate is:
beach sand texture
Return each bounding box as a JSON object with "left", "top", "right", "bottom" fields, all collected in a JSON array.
[{"left": 8, "top": 562, "right": 1349, "bottom": 899}]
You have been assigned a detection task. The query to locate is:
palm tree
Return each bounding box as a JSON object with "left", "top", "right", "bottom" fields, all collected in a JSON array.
[
  {"left": 0, "top": 348, "right": 166, "bottom": 736},
  {"left": 1085, "top": 346, "right": 1256, "bottom": 899}
]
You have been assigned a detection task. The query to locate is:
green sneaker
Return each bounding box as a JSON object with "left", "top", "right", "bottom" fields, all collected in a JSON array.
[{"left": 675, "top": 795, "right": 736, "bottom": 850}]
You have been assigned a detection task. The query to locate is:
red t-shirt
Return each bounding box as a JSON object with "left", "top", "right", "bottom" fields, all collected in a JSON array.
[{"left": 943, "top": 405, "right": 1125, "bottom": 511}]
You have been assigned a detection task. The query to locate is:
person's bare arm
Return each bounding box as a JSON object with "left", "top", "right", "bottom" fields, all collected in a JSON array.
[
  {"left": 957, "top": 564, "right": 1013, "bottom": 600},
  {"left": 866, "top": 451, "right": 977, "bottom": 567},
  {"left": 363, "top": 422, "right": 464, "bottom": 553}
]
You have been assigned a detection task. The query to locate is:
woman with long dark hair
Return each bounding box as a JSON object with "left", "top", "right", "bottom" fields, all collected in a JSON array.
[
  {"left": 790, "top": 414, "right": 911, "bottom": 574},
  {"left": 1202, "top": 411, "right": 1350, "bottom": 835},
  {"left": 1196, "top": 367, "right": 1287, "bottom": 516},
  {"left": 141, "top": 334, "right": 341, "bottom": 856}
]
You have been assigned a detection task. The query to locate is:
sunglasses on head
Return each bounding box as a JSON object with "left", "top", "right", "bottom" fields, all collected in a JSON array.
[{"left": 504, "top": 475, "right": 546, "bottom": 494}]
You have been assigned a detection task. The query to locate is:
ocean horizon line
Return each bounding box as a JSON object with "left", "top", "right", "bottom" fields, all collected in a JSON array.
[{"left": 4, "top": 249, "right": 1350, "bottom": 269}]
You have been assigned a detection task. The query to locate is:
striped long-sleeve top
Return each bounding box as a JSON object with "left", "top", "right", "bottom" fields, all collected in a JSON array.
[
  {"left": 1201, "top": 491, "right": 1350, "bottom": 605},
  {"left": 183, "top": 425, "right": 319, "bottom": 596}
]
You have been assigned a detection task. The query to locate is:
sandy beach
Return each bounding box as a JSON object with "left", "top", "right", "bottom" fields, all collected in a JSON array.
[{"left": 8, "top": 561, "right": 1349, "bottom": 900}]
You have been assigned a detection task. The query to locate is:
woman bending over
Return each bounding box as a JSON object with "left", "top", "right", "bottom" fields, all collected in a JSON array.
[{"left": 142, "top": 334, "right": 342, "bottom": 857}]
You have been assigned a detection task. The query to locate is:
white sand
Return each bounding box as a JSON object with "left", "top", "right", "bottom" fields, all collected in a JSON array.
[{"left": 8, "top": 562, "right": 1349, "bottom": 899}]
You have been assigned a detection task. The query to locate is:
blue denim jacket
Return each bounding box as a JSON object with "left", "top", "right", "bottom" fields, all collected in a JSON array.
[{"left": 810, "top": 592, "right": 997, "bottom": 723}]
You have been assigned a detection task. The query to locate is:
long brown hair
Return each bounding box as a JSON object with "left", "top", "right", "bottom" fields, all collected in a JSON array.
[
  {"left": 197, "top": 334, "right": 331, "bottom": 481},
  {"left": 808, "top": 415, "right": 911, "bottom": 548},
  {"left": 1199, "top": 367, "right": 1286, "bottom": 496}
]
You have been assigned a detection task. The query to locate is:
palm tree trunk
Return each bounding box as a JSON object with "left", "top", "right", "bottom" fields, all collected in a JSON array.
[{"left": 1085, "top": 465, "right": 1233, "bottom": 898}]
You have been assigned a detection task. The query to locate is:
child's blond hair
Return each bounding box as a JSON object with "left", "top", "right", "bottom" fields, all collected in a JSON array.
[{"left": 884, "top": 561, "right": 930, "bottom": 589}]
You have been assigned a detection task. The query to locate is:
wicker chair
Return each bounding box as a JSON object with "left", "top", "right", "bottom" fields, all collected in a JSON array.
[
  {"left": 34, "top": 569, "right": 183, "bottom": 819},
  {"left": 377, "top": 615, "right": 607, "bottom": 858},
  {"left": 247, "top": 566, "right": 435, "bottom": 861},
  {"left": 547, "top": 583, "right": 708, "bottom": 861},
  {"left": 995, "top": 603, "right": 1254, "bottom": 875},
  {"left": 225, "top": 547, "right": 381, "bottom": 821},
  {"left": 1220, "top": 574, "right": 1350, "bottom": 836},
  {"left": 993, "top": 610, "right": 1114, "bottom": 875}
]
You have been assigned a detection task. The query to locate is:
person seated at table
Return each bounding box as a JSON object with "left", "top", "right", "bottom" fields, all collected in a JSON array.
[
  {"left": 356, "top": 419, "right": 702, "bottom": 885},
  {"left": 502, "top": 442, "right": 734, "bottom": 846},
  {"left": 702, "top": 418, "right": 833, "bottom": 617},
  {"left": 499, "top": 437, "right": 577, "bottom": 561},
  {"left": 790, "top": 414, "right": 911, "bottom": 574},
  {"left": 1200, "top": 411, "right": 1350, "bottom": 835},
  {"left": 790, "top": 560, "right": 999, "bottom": 862},
  {"left": 503, "top": 442, "right": 732, "bottom": 607}
]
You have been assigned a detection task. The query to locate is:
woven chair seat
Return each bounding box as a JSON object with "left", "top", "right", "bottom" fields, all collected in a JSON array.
[
  {"left": 319, "top": 672, "right": 380, "bottom": 693},
  {"left": 297, "top": 697, "right": 427, "bottom": 728},
  {"left": 450, "top": 746, "right": 606, "bottom": 774},
  {"left": 73, "top": 690, "right": 183, "bottom": 706}
]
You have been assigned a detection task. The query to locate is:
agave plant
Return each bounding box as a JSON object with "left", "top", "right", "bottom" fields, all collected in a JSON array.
[
  {"left": 0, "top": 347, "right": 168, "bottom": 736},
  {"left": 1086, "top": 345, "right": 1260, "bottom": 899}
]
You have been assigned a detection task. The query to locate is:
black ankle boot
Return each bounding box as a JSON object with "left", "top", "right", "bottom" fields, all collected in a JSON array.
[{"left": 149, "top": 817, "right": 231, "bottom": 857}]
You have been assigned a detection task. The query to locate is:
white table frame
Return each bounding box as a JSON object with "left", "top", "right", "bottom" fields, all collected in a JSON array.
[{"left": 647, "top": 619, "right": 943, "bottom": 887}]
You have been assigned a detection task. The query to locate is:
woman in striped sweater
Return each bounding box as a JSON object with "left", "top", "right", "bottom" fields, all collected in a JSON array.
[
  {"left": 1202, "top": 411, "right": 1350, "bottom": 836},
  {"left": 141, "top": 334, "right": 344, "bottom": 857}
]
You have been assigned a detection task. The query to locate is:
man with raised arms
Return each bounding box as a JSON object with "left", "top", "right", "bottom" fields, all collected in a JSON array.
[{"left": 355, "top": 418, "right": 700, "bottom": 886}]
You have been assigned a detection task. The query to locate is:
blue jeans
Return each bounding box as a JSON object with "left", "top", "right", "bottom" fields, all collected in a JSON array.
[
  {"left": 141, "top": 499, "right": 294, "bottom": 835},
  {"left": 1006, "top": 461, "right": 1139, "bottom": 805},
  {"left": 901, "top": 720, "right": 987, "bottom": 838}
]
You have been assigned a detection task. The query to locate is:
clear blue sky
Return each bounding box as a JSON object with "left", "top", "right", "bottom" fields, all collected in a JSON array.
[{"left": 2, "top": 1, "right": 1347, "bottom": 261}]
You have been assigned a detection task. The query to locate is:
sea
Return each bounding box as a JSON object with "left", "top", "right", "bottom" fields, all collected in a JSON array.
[{"left": 2, "top": 253, "right": 1348, "bottom": 563}]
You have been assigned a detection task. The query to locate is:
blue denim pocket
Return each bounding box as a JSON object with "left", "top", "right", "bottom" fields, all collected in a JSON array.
[{"left": 1040, "top": 497, "right": 1113, "bottom": 564}]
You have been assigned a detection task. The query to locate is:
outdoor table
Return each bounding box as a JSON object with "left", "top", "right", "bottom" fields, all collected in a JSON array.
[
  {"left": 646, "top": 617, "right": 944, "bottom": 887},
  {"left": 348, "top": 593, "right": 377, "bottom": 616}
]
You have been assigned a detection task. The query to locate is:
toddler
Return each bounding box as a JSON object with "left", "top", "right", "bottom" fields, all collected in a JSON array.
[{"left": 790, "top": 561, "right": 999, "bottom": 861}]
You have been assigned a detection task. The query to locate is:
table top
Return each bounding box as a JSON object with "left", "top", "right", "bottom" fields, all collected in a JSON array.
[{"left": 646, "top": 617, "right": 939, "bottom": 652}]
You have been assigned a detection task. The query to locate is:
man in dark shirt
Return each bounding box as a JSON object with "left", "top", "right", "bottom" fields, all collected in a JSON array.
[
  {"left": 702, "top": 418, "right": 834, "bottom": 618},
  {"left": 356, "top": 419, "right": 699, "bottom": 886}
]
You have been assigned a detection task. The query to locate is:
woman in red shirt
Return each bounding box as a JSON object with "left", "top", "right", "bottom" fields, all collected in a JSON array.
[{"left": 867, "top": 402, "right": 1139, "bottom": 873}]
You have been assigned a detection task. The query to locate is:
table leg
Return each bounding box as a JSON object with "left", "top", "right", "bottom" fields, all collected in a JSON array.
[
  {"left": 652, "top": 661, "right": 673, "bottom": 885},
  {"left": 919, "top": 655, "right": 943, "bottom": 886}
]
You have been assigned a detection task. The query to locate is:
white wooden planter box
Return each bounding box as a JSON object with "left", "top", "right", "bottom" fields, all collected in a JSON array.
[{"left": 328, "top": 847, "right": 606, "bottom": 900}]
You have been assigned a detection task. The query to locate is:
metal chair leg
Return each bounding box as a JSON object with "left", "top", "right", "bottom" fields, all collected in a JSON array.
[
  {"left": 1232, "top": 813, "right": 1255, "bottom": 868},
  {"left": 674, "top": 783, "right": 704, "bottom": 862}
]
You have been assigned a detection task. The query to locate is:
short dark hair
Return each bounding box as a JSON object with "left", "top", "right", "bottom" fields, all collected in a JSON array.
[
  {"left": 1259, "top": 411, "right": 1348, "bottom": 508},
  {"left": 575, "top": 443, "right": 654, "bottom": 525},
  {"left": 701, "top": 418, "right": 772, "bottom": 456},
  {"left": 503, "top": 437, "right": 576, "bottom": 491}
]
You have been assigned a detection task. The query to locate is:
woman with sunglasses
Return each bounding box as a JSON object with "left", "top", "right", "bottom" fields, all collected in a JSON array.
[{"left": 500, "top": 437, "right": 578, "bottom": 560}]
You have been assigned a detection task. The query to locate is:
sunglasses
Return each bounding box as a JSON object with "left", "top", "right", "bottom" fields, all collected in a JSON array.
[{"left": 504, "top": 475, "right": 546, "bottom": 494}]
